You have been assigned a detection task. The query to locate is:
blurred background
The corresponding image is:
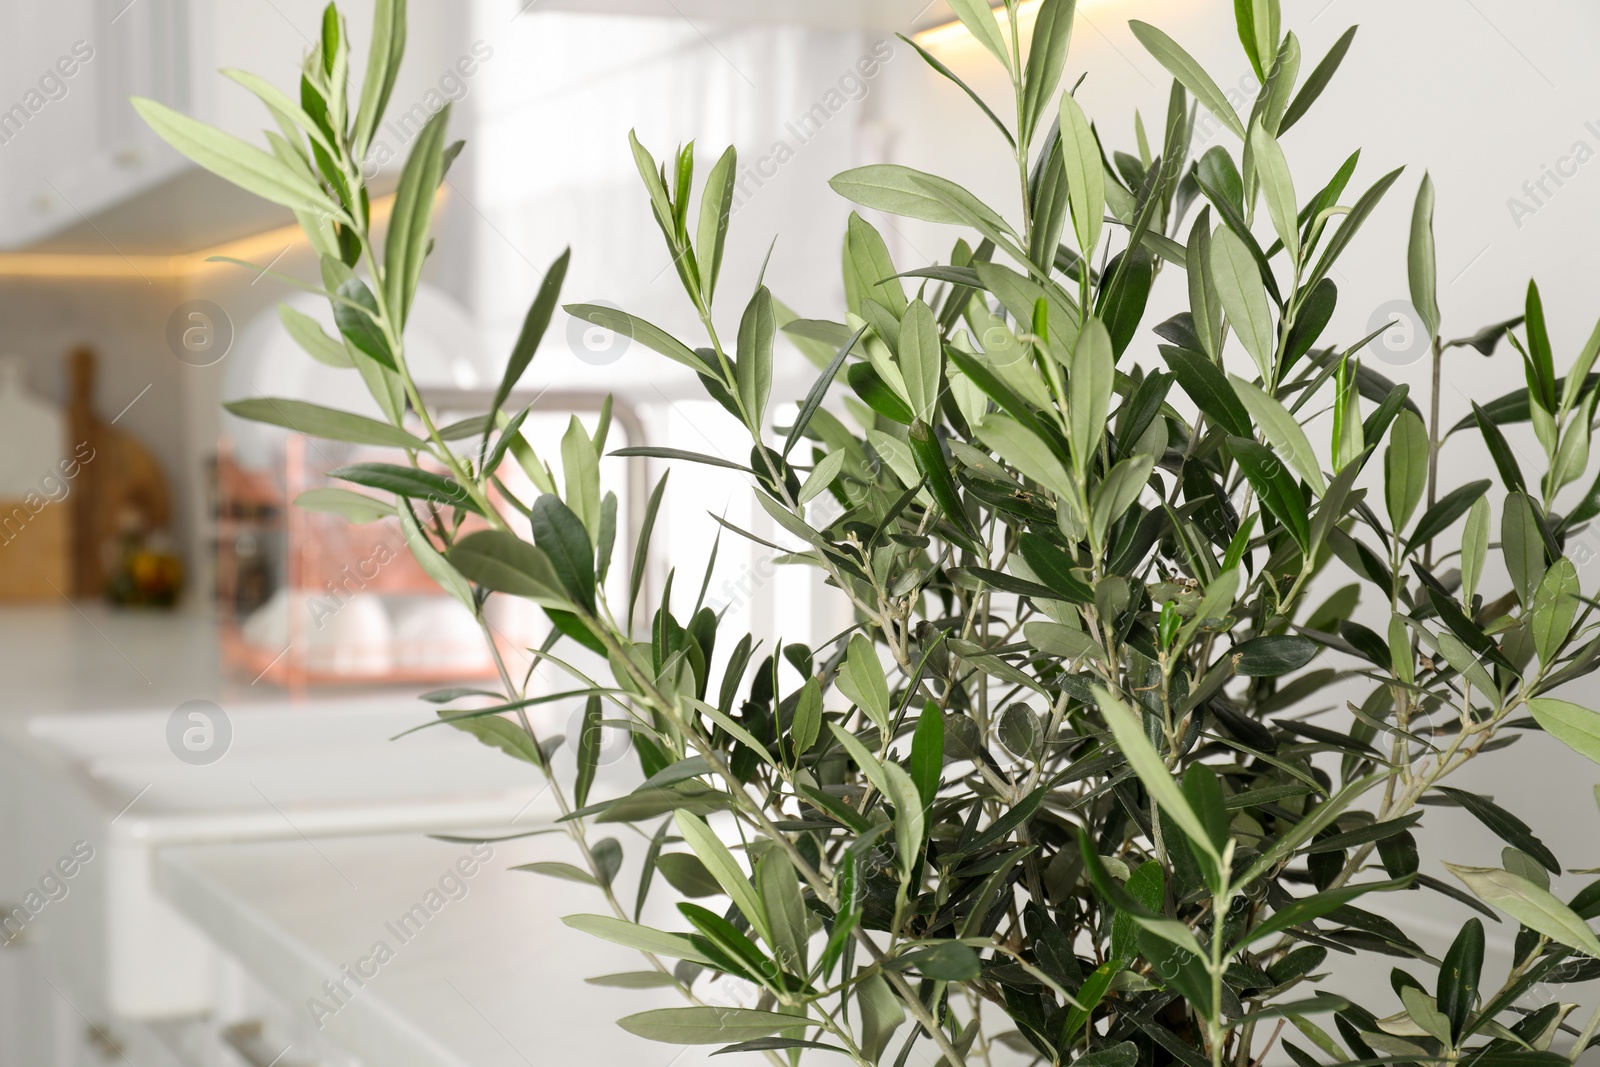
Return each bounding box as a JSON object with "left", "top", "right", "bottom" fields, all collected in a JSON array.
[{"left": 0, "top": 1, "right": 1598, "bottom": 1064}]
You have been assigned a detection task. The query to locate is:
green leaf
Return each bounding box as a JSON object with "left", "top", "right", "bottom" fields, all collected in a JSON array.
[
  {"left": 656, "top": 852, "right": 723, "bottom": 898},
  {"left": 384, "top": 103, "right": 450, "bottom": 325},
  {"left": 1436, "top": 787, "right": 1560, "bottom": 874},
  {"left": 1444, "top": 864, "right": 1600, "bottom": 958},
  {"left": 1280, "top": 25, "right": 1356, "bottom": 133},
  {"left": 945, "top": 0, "right": 1011, "bottom": 70},
  {"left": 563, "top": 304, "right": 710, "bottom": 375},
  {"left": 1230, "top": 436, "right": 1311, "bottom": 551},
  {"left": 736, "top": 287, "right": 775, "bottom": 426},
  {"left": 675, "top": 812, "right": 767, "bottom": 939},
  {"left": 1162, "top": 346, "right": 1251, "bottom": 437},
  {"left": 786, "top": 324, "right": 866, "bottom": 458},
  {"left": 978, "top": 415, "right": 1075, "bottom": 500},
  {"left": 397, "top": 506, "right": 473, "bottom": 608},
  {"left": 562, "top": 914, "right": 714, "bottom": 965},
  {"left": 618, "top": 1007, "right": 802, "bottom": 1045},
  {"left": 755, "top": 852, "right": 807, "bottom": 976},
  {"left": 1129, "top": 22, "right": 1246, "bottom": 139},
  {"left": 1437, "top": 918, "right": 1484, "bottom": 1042},
  {"left": 224, "top": 397, "right": 422, "bottom": 450},
  {"left": 132, "top": 97, "right": 341, "bottom": 217},
  {"left": 1407, "top": 480, "right": 1492, "bottom": 553},
  {"left": 1069, "top": 318, "right": 1115, "bottom": 476},
  {"left": 630, "top": 472, "right": 667, "bottom": 628},
  {"left": 790, "top": 677, "right": 822, "bottom": 756},
  {"left": 278, "top": 304, "right": 352, "bottom": 368},
  {"left": 889, "top": 941, "right": 980, "bottom": 981},
  {"left": 697, "top": 146, "right": 737, "bottom": 302},
  {"left": 353, "top": 0, "right": 406, "bottom": 155},
  {"left": 294, "top": 487, "right": 391, "bottom": 524},
  {"left": 1409, "top": 174, "right": 1440, "bottom": 339},
  {"left": 584, "top": 971, "right": 677, "bottom": 989},
  {"left": 1531, "top": 558, "right": 1579, "bottom": 665},
  {"left": 1525, "top": 281, "right": 1558, "bottom": 413},
  {"left": 1231, "top": 376, "right": 1326, "bottom": 495},
  {"left": 1059, "top": 88, "right": 1105, "bottom": 258},
  {"left": 826, "top": 724, "right": 923, "bottom": 881},
  {"left": 899, "top": 299, "right": 942, "bottom": 423},
  {"left": 1527, "top": 698, "right": 1600, "bottom": 766},
  {"left": 1305, "top": 167, "right": 1406, "bottom": 294},
  {"left": 837, "top": 633, "right": 891, "bottom": 734},
  {"left": 830, "top": 164, "right": 970, "bottom": 226},
  {"left": 910, "top": 702, "right": 944, "bottom": 811},
  {"left": 1234, "top": 879, "right": 1407, "bottom": 950},
  {"left": 328, "top": 271, "right": 396, "bottom": 371},
  {"left": 573, "top": 695, "right": 602, "bottom": 809},
  {"left": 1095, "top": 685, "right": 1222, "bottom": 869},
  {"left": 529, "top": 494, "right": 597, "bottom": 614},
  {"left": 329, "top": 463, "right": 479, "bottom": 514},
  {"left": 1211, "top": 225, "right": 1276, "bottom": 382},
  {"left": 847, "top": 213, "right": 907, "bottom": 316},
  {"left": 1385, "top": 410, "right": 1429, "bottom": 531},
  {"left": 1250, "top": 119, "right": 1299, "bottom": 262},
  {"left": 1091, "top": 454, "right": 1155, "bottom": 548},
  {"left": 1461, "top": 497, "right": 1491, "bottom": 604},
  {"left": 444, "top": 710, "right": 539, "bottom": 766},
  {"left": 513, "top": 861, "right": 596, "bottom": 886},
  {"left": 1232, "top": 635, "right": 1318, "bottom": 677},
  {"left": 1021, "top": 0, "right": 1077, "bottom": 142},
  {"left": 489, "top": 249, "right": 570, "bottom": 438},
  {"left": 1502, "top": 492, "right": 1546, "bottom": 606},
  {"left": 798, "top": 451, "right": 845, "bottom": 506}
]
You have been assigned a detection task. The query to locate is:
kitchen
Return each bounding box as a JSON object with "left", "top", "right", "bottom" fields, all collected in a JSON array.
[{"left": 3, "top": 2, "right": 1600, "bottom": 1065}]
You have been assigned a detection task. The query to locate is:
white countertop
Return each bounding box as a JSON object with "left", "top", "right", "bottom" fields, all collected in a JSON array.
[{"left": 155, "top": 832, "right": 733, "bottom": 1067}]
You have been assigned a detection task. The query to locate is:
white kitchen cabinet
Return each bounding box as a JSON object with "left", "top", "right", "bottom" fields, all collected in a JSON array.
[{"left": 0, "top": 0, "right": 190, "bottom": 248}]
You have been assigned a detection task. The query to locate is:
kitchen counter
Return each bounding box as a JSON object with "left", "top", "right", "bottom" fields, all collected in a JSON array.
[{"left": 156, "top": 831, "right": 730, "bottom": 1067}]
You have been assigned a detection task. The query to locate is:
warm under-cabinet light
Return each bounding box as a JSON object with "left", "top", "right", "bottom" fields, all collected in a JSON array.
[
  {"left": 0, "top": 190, "right": 417, "bottom": 280},
  {"left": 915, "top": 1, "right": 1044, "bottom": 51}
]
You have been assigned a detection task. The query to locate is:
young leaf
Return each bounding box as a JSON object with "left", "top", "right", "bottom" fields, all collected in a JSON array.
[
  {"left": 397, "top": 506, "right": 473, "bottom": 609},
  {"left": 675, "top": 811, "right": 767, "bottom": 941},
  {"left": 696, "top": 146, "right": 736, "bottom": 302},
  {"left": 618, "top": 1007, "right": 802, "bottom": 1045},
  {"left": 1531, "top": 558, "right": 1579, "bottom": 666},
  {"left": 1211, "top": 225, "right": 1277, "bottom": 383},
  {"left": 1280, "top": 25, "right": 1357, "bottom": 133},
  {"left": 1250, "top": 119, "right": 1299, "bottom": 262},
  {"left": 384, "top": 104, "right": 450, "bottom": 325},
  {"left": 1231, "top": 376, "right": 1326, "bottom": 495},
  {"left": 899, "top": 299, "right": 942, "bottom": 422},
  {"left": 1385, "top": 410, "right": 1429, "bottom": 531},
  {"left": 1021, "top": 0, "right": 1077, "bottom": 142},
  {"left": 910, "top": 702, "right": 944, "bottom": 810},
  {"left": 1502, "top": 492, "right": 1546, "bottom": 606},
  {"left": 837, "top": 633, "right": 891, "bottom": 734},
  {"left": 132, "top": 97, "right": 342, "bottom": 217},
  {"left": 946, "top": 0, "right": 1012, "bottom": 70},
  {"left": 790, "top": 677, "right": 822, "bottom": 757},
  {"left": 736, "top": 287, "right": 776, "bottom": 427},
  {"left": 1069, "top": 318, "right": 1115, "bottom": 476},
  {"left": 574, "top": 695, "right": 602, "bottom": 808},
  {"left": 1059, "top": 89, "right": 1105, "bottom": 258},
  {"left": 756, "top": 851, "right": 807, "bottom": 974},
  {"left": 1128, "top": 22, "right": 1246, "bottom": 139},
  {"left": 225, "top": 398, "right": 423, "bottom": 450},
  {"left": 1409, "top": 174, "right": 1440, "bottom": 340},
  {"left": 1460, "top": 497, "right": 1490, "bottom": 604},
  {"left": 278, "top": 304, "right": 353, "bottom": 367}
]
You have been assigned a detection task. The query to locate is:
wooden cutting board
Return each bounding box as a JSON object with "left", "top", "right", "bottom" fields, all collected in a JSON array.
[{"left": 0, "top": 355, "right": 70, "bottom": 601}]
